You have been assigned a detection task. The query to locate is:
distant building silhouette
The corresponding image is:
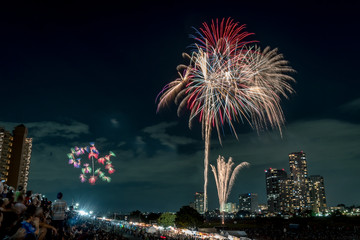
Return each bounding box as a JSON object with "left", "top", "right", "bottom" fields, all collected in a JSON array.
[
  {"left": 194, "top": 192, "right": 207, "bottom": 214},
  {"left": 3, "top": 125, "right": 32, "bottom": 191},
  {"left": 224, "top": 202, "right": 238, "bottom": 213},
  {"left": 239, "top": 193, "right": 258, "bottom": 213},
  {"left": 308, "top": 175, "right": 327, "bottom": 213}
]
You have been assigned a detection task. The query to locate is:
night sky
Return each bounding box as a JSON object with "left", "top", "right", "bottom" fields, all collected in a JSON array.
[{"left": 1, "top": 1, "right": 359, "bottom": 213}]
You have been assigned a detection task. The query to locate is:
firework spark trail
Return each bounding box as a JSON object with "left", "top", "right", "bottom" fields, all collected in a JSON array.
[
  {"left": 157, "top": 18, "right": 295, "bottom": 212},
  {"left": 211, "top": 155, "right": 249, "bottom": 224}
]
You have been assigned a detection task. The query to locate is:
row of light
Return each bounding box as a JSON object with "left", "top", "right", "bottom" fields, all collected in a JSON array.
[
  {"left": 78, "top": 210, "right": 94, "bottom": 216},
  {"left": 115, "top": 221, "right": 226, "bottom": 239}
]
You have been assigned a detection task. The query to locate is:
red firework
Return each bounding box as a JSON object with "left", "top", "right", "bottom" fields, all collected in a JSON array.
[{"left": 194, "top": 18, "right": 256, "bottom": 54}]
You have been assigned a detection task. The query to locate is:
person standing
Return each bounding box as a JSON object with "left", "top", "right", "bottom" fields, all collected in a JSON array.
[
  {"left": 14, "top": 194, "right": 27, "bottom": 215},
  {"left": 14, "top": 185, "right": 24, "bottom": 202},
  {"left": 51, "top": 192, "right": 67, "bottom": 240}
]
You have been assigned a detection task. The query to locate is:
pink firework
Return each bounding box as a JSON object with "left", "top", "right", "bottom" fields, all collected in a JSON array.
[
  {"left": 98, "top": 157, "right": 105, "bottom": 165},
  {"left": 88, "top": 144, "right": 99, "bottom": 159},
  {"left": 67, "top": 153, "right": 81, "bottom": 168},
  {"left": 73, "top": 160, "right": 81, "bottom": 168},
  {"left": 74, "top": 146, "right": 86, "bottom": 156},
  {"left": 82, "top": 163, "right": 91, "bottom": 174},
  {"left": 79, "top": 174, "right": 86, "bottom": 183},
  {"left": 67, "top": 143, "right": 117, "bottom": 184},
  {"left": 89, "top": 176, "right": 97, "bottom": 185},
  {"left": 108, "top": 168, "right": 115, "bottom": 174}
]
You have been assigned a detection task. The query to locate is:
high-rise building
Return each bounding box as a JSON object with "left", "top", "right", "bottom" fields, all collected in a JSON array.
[
  {"left": 308, "top": 175, "right": 327, "bottom": 213},
  {"left": 224, "top": 202, "right": 238, "bottom": 213},
  {"left": 0, "top": 128, "right": 13, "bottom": 182},
  {"left": 265, "top": 168, "right": 288, "bottom": 213},
  {"left": 289, "top": 151, "right": 310, "bottom": 212},
  {"left": 6, "top": 125, "right": 32, "bottom": 191},
  {"left": 239, "top": 193, "right": 258, "bottom": 213},
  {"left": 279, "top": 178, "right": 292, "bottom": 213},
  {"left": 19, "top": 138, "right": 32, "bottom": 190},
  {"left": 264, "top": 151, "right": 327, "bottom": 215},
  {"left": 194, "top": 192, "right": 207, "bottom": 214}
]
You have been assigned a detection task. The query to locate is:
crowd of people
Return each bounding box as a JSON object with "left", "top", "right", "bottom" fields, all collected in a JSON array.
[
  {"left": 0, "top": 182, "right": 65, "bottom": 240},
  {"left": 1, "top": 181, "right": 360, "bottom": 240},
  {"left": 0, "top": 181, "right": 134, "bottom": 240}
]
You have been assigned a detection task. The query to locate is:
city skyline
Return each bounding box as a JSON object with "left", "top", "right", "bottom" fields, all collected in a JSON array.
[
  {"left": 0, "top": 1, "right": 359, "bottom": 212},
  {"left": 264, "top": 151, "right": 327, "bottom": 214},
  {"left": 0, "top": 123, "right": 356, "bottom": 212}
]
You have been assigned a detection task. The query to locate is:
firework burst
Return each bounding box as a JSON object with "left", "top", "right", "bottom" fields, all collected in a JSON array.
[
  {"left": 67, "top": 143, "right": 116, "bottom": 185},
  {"left": 157, "top": 18, "right": 295, "bottom": 212}
]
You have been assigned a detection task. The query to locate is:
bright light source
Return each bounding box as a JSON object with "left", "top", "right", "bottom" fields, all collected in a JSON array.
[
  {"left": 89, "top": 211, "right": 93, "bottom": 214},
  {"left": 79, "top": 210, "right": 88, "bottom": 216},
  {"left": 102, "top": 217, "right": 105, "bottom": 220}
]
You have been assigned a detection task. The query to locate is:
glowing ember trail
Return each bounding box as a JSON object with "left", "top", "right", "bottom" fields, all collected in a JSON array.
[{"left": 210, "top": 156, "right": 249, "bottom": 224}]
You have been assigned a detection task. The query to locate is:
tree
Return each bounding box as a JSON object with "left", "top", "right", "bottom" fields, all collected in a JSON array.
[
  {"left": 145, "top": 212, "right": 161, "bottom": 224},
  {"left": 158, "top": 212, "right": 176, "bottom": 227},
  {"left": 175, "top": 206, "right": 204, "bottom": 229}
]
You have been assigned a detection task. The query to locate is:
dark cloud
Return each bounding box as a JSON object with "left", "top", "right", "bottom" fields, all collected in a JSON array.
[
  {"left": 340, "top": 98, "right": 360, "bottom": 116},
  {"left": 0, "top": 121, "right": 89, "bottom": 139},
  {"left": 19, "top": 116, "right": 358, "bottom": 211},
  {"left": 110, "top": 118, "right": 119, "bottom": 128},
  {"left": 143, "top": 122, "right": 197, "bottom": 150}
]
